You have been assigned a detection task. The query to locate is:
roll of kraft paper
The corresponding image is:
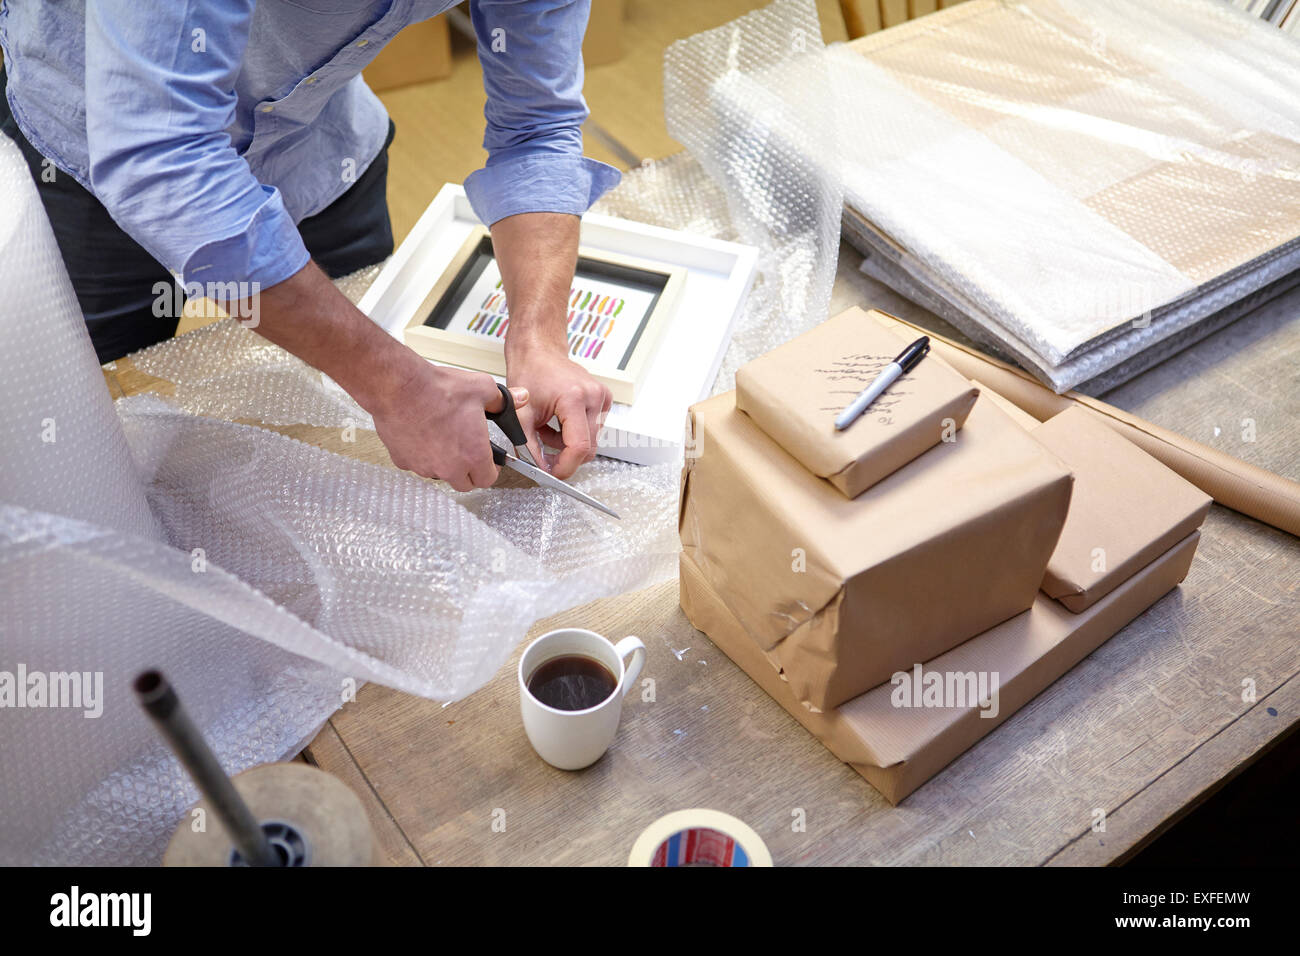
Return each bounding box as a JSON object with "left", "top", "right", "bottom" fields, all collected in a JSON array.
[
  {"left": 163, "top": 763, "right": 374, "bottom": 867},
  {"left": 628, "top": 809, "right": 773, "bottom": 867},
  {"left": 871, "top": 310, "right": 1300, "bottom": 539}
]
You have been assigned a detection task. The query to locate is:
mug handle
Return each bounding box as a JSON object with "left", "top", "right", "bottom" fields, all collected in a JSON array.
[{"left": 614, "top": 636, "right": 646, "bottom": 698}]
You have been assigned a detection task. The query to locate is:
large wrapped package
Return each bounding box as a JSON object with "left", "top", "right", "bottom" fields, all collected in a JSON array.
[
  {"left": 679, "top": 530, "right": 1199, "bottom": 803},
  {"left": 680, "top": 387, "right": 1073, "bottom": 711}
]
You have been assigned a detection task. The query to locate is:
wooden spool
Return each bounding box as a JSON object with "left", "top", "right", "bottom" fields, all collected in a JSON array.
[{"left": 163, "top": 763, "right": 374, "bottom": 867}]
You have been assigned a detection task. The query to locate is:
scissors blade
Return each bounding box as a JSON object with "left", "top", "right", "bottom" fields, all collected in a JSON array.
[
  {"left": 502, "top": 455, "right": 621, "bottom": 519},
  {"left": 513, "top": 444, "right": 541, "bottom": 469}
]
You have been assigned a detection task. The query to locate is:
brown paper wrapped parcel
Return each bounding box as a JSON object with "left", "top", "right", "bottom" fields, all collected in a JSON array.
[
  {"left": 736, "top": 310, "right": 980, "bottom": 498},
  {"left": 680, "top": 389, "right": 1074, "bottom": 711},
  {"left": 679, "top": 393, "right": 1207, "bottom": 803},
  {"left": 679, "top": 532, "right": 1199, "bottom": 804},
  {"left": 1032, "top": 408, "right": 1212, "bottom": 612}
]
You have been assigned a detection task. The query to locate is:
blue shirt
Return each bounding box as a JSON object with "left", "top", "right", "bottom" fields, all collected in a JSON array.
[{"left": 0, "top": 0, "right": 620, "bottom": 291}]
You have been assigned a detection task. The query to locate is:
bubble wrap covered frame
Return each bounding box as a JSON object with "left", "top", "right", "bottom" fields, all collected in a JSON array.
[
  {"left": 1, "top": 0, "right": 844, "bottom": 864},
  {"left": 711, "top": 0, "right": 1300, "bottom": 392}
]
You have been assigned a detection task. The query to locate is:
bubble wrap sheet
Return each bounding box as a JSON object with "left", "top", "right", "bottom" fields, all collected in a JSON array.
[
  {"left": 0, "top": 0, "right": 842, "bottom": 864},
  {"left": 658, "top": 0, "right": 843, "bottom": 390},
  {"left": 714, "top": 0, "right": 1300, "bottom": 392}
]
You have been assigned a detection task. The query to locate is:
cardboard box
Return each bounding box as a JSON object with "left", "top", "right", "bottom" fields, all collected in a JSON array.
[
  {"left": 680, "top": 389, "right": 1073, "bottom": 711},
  {"left": 1034, "top": 407, "right": 1212, "bottom": 612},
  {"left": 363, "top": 16, "right": 452, "bottom": 92},
  {"left": 880, "top": 0, "right": 910, "bottom": 28},
  {"left": 583, "top": 0, "right": 625, "bottom": 68},
  {"left": 736, "top": 308, "right": 979, "bottom": 498},
  {"left": 679, "top": 530, "right": 1200, "bottom": 804},
  {"left": 840, "top": 0, "right": 883, "bottom": 38}
]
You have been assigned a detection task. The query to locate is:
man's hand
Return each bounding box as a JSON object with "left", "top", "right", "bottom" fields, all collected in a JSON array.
[
  {"left": 506, "top": 344, "right": 611, "bottom": 479},
  {"left": 249, "top": 260, "right": 516, "bottom": 491},
  {"left": 491, "top": 211, "right": 611, "bottom": 479},
  {"left": 368, "top": 357, "right": 524, "bottom": 492}
]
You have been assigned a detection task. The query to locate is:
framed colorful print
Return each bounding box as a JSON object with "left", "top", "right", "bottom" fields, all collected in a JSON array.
[
  {"left": 401, "top": 227, "right": 685, "bottom": 405},
  {"left": 357, "top": 185, "right": 758, "bottom": 465}
]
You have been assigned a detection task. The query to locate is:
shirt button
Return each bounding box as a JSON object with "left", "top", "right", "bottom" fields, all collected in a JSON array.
[
  {"left": 356, "top": 39, "right": 369, "bottom": 47},
  {"left": 305, "top": 76, "right": 318, "bottom": 85},
  {"left": 260, "top": 104, "right": 274, "bottom": 113}
]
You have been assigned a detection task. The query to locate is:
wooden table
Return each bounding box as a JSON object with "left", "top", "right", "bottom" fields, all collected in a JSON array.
[{"left": 109, "top": 247, "right": 1299, "bottom": 866}]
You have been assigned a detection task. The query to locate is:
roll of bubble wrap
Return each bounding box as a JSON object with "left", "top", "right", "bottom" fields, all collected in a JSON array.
[
  {"left": 0, "top": 134, "right": 161, "bottom": 541},
  {"left": 0, "top": 133, "right": 342, "bottom": 864}
]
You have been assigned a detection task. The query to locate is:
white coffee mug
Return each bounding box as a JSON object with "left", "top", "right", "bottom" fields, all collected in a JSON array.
[{"left": 518, "top": 628, "right": 646, "bottom": 770}]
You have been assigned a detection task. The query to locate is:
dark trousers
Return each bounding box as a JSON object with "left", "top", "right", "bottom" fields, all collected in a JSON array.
[{"left": 1, "top": 79, "right": 396, "bottom": 363}]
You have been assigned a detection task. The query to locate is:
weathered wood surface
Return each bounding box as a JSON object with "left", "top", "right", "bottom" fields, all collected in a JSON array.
[{"left": 108, "top": 240, "right": 1298, "bottom": 866}]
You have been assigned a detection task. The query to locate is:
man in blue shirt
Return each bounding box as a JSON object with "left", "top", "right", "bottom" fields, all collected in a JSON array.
[{"left": 0, "top": 1, "right": 622, "bottom": 489}]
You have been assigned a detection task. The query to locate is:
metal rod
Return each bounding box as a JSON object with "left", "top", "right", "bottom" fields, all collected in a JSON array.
[{"left": 134, "top": 670, "right": 280, "bottom": 867}]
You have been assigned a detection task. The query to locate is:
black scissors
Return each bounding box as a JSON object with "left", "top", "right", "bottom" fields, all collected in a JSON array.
[{"left": 485, "top": 384, "right": 620, "bottom": 519}]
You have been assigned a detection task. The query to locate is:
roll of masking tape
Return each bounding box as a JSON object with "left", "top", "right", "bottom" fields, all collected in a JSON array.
[
  {"left": 163, "top": 763, "right": 374, "bottom": 866},
  {"left": 628, "top": 809, "right": 772, "bottom": 867}
]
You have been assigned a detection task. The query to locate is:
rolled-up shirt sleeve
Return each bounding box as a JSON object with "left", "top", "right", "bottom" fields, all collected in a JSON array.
[
  {"left": 464, "top": 0, "right": 621, "bottom": 226},
  {"left": 83, "top": 0, "right": 309, "bottom": 293}
]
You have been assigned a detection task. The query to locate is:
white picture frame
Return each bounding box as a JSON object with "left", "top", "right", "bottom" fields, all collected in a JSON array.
[
  {"left": 400, "top": 226, "right": 686, "bottom": 405},
  {"left": 358, "top": 184, "right": 758, "bottom": 465}
]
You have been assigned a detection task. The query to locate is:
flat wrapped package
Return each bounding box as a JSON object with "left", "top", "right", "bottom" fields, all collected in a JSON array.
[
  {"left": 679, "top": 530, "right": 1200, "bottom": 804},
  {"left": 712, "top": 0, "right": 1300, "bottom": 392},
  {"left": 1032, "top": 407, "right": 1212, "bottom": 612},
  {"left": 736, "top": 308, "right": 979, "bottom": 498},
  {"left": 680, "top": 385, "right": 1073, "bottom": 711},
  {"left": 837, "top": 0, "right": 1300, "bottom": 392}
]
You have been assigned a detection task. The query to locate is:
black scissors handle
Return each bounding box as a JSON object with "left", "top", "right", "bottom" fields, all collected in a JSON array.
[
  {"left": 486, "top": 383, "right": 534, "bottom": 467},
  {"left": 485, "top": 383, "right": 528, "bottom": 446},
  {"left": 481, "top": 383, "right": 620, "bottom": 518}
]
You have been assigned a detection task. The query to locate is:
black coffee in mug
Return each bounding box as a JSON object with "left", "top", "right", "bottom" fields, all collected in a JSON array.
[{"left": 527, "top": 654, "right": 617, "bottom": 711}]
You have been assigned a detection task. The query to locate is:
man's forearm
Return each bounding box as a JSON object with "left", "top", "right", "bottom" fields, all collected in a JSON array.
[
  {"left": 489, "top": 211, "right": 611, "bottom": 477},
  {"left": 250, "top": 260, "right": 413, "bottom": 415},
  {"left": 248, "top": 259, "right": 514, "bottom": 489},
  {"left": 492, "top": 212, "right": 580, "bottom": 361}
]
